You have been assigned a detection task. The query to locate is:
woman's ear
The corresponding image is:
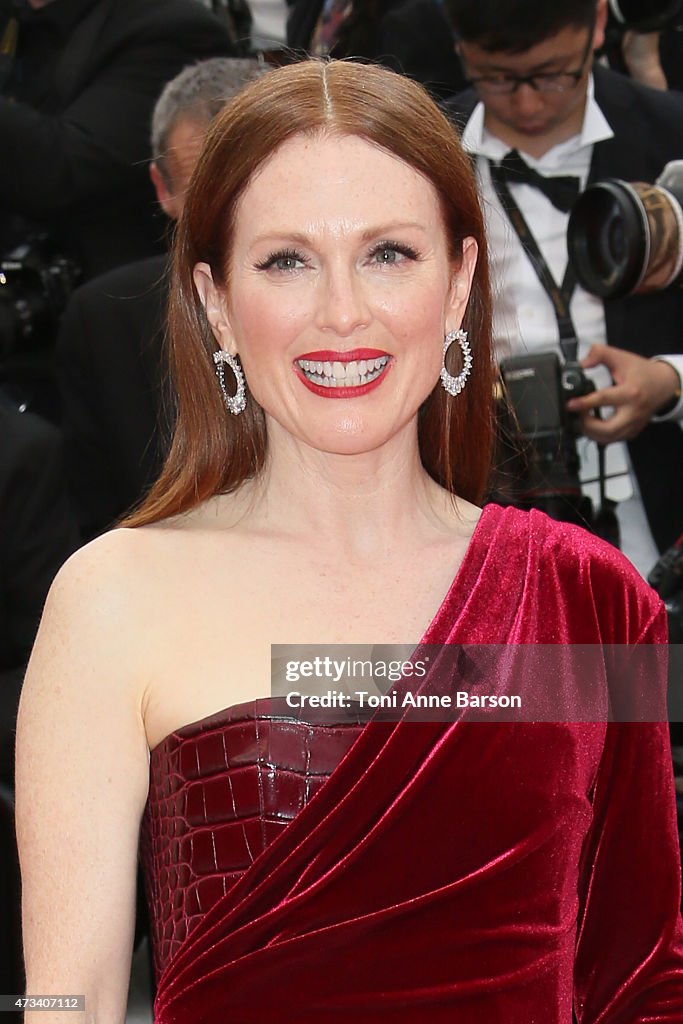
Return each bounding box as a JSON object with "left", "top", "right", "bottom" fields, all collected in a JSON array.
[
  {"left": 446, "top": 236, "right": 478, "bottom": 330},
  {"left": 192, "top": 262, "right": 236, "bottom": 352}
]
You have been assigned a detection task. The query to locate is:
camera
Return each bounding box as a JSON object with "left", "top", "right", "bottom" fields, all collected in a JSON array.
[
  {"left": 489, "top": 351, "right": 610, "bottom": 534},
  {"left": 0, "top": 233, "right": 80, "bottom": 360},
  {"left": 0, "top": 233, "right": 80, "bottom": 417},
  {"left": 567, "top": 160, "right": 683, "bottom": 298},
  {"left": 608, "top": 0, "right": 682, "bottom": 33}
]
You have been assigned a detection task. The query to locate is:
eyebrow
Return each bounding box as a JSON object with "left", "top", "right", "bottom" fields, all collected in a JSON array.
[{"left": 248, "top": 223, "right": 429, "bottom": 248}]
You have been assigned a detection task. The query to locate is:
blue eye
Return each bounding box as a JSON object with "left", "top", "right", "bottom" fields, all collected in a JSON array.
[
  {"left": 274, "top": 254, "right": 304, "bottom": 271},
  {"left": 255, "top": 249, "right": 307, "bottom": 272},
  {"left": 374, "top": 248, "right": 400, "bottom": 264},
  {"left": 369, "top": 242, "right": 420, "bottom": 265}
]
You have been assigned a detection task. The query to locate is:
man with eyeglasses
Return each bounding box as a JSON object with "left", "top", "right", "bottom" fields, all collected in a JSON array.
[{"left": 444, "top": 0, "right": 683, "bottom": 575}]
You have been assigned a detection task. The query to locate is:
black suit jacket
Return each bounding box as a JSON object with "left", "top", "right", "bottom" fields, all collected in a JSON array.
[
  {"left": 0, "top": 0, "right": 233, "bottom": 278},
  {"left": 445, "top": 64, "right": 683, "bottom": 551},
  {"left": 287, "top": 0, "right": 466, "bottom": 98},
  {"left": 56, "top": 255, "right": 170, "bottom": 541}
]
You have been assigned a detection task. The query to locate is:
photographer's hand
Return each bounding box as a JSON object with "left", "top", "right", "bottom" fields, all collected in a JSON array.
[{"left": 565, "top": 344, "right": 681, "bottom": 442}]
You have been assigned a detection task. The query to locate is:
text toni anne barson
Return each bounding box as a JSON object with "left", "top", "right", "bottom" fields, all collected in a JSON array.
[{"left": 285, "top": 690, "right": 523, "bottom": 710}]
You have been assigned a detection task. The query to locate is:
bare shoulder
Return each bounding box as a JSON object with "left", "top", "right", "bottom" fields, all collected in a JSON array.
[
  {"left": 43, "top": 519, "right": 201, "bottom": 615},
  {"left": 46, "top": 525, "right": 155, "bottom": 601},
  {"left": 21, "top": 524, "right": 188, "bottom": 719}
]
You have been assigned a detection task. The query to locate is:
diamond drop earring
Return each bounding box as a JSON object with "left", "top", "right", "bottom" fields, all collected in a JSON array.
[
  {"left": 440, "top": 328, "right": 472, "bottom": 396},
  {"left": 213, "top": 350, "right": 246, "bottom": 415}
]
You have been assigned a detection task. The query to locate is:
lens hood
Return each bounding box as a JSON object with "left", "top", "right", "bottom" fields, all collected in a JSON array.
[{"left": 567, "top": 180, "right": 648, "bottom": 298}]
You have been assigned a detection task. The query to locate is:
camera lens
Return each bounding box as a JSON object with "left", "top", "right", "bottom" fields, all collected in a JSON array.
[
  {"left": 606, "top": 218, "right": 626, "bottom": 266},
  {"left": 567, "top": 181, "right": 647, "bottom": 297},
  {"left": 568, "top": 170, "right": 683, "bottom": 298}
]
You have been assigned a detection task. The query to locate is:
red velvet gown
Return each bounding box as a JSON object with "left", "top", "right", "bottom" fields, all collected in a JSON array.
[{"left": 140, "top": 504, "right": 683, "bottom": 1022}]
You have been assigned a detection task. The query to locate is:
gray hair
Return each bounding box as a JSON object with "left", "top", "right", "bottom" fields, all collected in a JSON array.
[{"left": 151, "top": 58, "right": 267, "bottom": 176}]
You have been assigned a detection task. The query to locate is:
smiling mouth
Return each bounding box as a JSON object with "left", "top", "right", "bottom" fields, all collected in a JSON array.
[{"left": 296, "top": 355, "right": 390, "bottom": 388}]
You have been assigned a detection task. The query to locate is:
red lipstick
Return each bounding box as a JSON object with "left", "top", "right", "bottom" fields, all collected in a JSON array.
[
  {"left": 296, "top": 348, "right": 389, "bottom": 361},
  {"left": 293, "top": 351, "right": 392, "bottom": 400}
]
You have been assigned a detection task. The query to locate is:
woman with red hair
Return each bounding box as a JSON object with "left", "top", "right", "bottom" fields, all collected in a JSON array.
[{"left": 16, "top": 59, "right": 683, "bottom": 1023}]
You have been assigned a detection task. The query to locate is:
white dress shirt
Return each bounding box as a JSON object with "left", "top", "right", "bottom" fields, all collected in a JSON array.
[{"left": 462, "top": 76, "right": 682, "bottom": 575}]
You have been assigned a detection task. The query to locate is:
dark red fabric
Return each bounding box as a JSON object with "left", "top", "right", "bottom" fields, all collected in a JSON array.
[
  {"left": 141, "top": 704, "right": 365, "bottom": 978},
  {"left": 143, "top": 505, "right": 683, "bottom": 1022}
]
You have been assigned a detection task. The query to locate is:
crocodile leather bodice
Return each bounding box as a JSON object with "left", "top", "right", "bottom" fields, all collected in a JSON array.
[{"left": 139, "top": 698, "right": 365, "bottom": 981}]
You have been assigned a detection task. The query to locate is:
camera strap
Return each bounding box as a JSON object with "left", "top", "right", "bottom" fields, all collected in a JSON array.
[
  {"left": 489, "top": 160, "right": 620, "bottom": 543},
  {"left": 489, "top": 160, "right": 580, "bottom": 363}
]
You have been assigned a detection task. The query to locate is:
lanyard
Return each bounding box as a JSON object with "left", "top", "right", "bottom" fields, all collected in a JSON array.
[
  {"left": 488, "top": 159, "right": 580, "bottom": 364},
  {"left": 488, "top": 159, "right": 619, "bottom": 541}
]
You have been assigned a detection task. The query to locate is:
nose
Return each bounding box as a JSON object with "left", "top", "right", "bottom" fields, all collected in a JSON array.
[
  {"left": 315, "top": 262, "right": 371, "bottom": 337},
  {"left": 511, "top": 81, "right": 545, "bottom": 117}
]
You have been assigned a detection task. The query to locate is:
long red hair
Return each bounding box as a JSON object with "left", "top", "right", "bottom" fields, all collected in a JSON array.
[{"left": 124, "top": 59, "right": 495, "bottom": 528}]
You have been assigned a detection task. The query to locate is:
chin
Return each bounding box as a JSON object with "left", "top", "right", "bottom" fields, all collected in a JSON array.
[
  {"left": 299, "top": 418, "right": 407, "bottom": 458},
  {"left": 514, "top": 122, "right": 549, "bottom": 136},
  {"left": 307, "top": 434, "right": 385, "bottom": 458}
]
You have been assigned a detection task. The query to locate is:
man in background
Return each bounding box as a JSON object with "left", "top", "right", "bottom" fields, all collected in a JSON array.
[
  {"left": 444, "top": 0, "right": 683, "bottom": 573},
  {"left": 56, "top": 57, "right": 268, "bottom": 541}
]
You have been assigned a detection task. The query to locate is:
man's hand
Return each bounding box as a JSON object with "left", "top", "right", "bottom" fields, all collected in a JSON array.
[{"left": 565, "top": 343, "right": 681, "bottom": 442}]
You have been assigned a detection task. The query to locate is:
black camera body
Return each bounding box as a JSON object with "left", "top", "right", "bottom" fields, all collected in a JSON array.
[
  {"left": 0, "top": 234, "right": 80, "bottom": 360},
  {"left": 0, "top": 233, "right": 80, "bottom": 417},
  {"left": 491, "top": 351, "right": 601, "bottom": 532}
]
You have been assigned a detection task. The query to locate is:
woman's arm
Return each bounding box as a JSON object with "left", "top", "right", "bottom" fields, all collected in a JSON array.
[{"left": 15, "top": 532, "right": 151, "bottom": 1024}]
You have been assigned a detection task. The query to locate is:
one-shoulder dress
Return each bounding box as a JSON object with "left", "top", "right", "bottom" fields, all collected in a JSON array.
[{"left": 140, "top": 504, "right": 683, "bottom": 1022}]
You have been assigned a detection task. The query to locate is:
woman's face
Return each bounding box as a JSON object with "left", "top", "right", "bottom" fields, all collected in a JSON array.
[{"left": 194, "top": 132, "right": 477, "bottom": 458}]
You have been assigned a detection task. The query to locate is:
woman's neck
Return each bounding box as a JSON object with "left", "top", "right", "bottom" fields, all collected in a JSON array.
[{"left": 224, "top": 427, "right": 466, "bottom": 561}]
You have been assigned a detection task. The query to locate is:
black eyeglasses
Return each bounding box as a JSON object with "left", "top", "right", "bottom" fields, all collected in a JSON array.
[{"left": 462, "top": 31, "right": 594, "bottom": 95}]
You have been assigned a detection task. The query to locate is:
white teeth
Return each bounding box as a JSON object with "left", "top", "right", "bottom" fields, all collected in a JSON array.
[{"left": 296, "top": 354, "right": 390, "bottom": 389}]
